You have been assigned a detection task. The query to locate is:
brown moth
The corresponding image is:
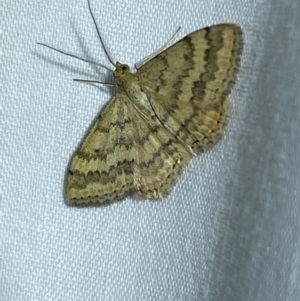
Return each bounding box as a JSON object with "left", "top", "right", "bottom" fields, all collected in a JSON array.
[{"left": 39, "top": 1, "right": 243, "bottom": 205}]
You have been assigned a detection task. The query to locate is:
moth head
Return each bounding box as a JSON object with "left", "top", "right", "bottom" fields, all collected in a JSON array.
[{"left": 113, "top": 62, "right": 130, "bottom": 78}]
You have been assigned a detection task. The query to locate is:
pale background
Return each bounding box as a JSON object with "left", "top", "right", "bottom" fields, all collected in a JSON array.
[{"left": 2, "top": 0, "right": 300, "bottom": 300}]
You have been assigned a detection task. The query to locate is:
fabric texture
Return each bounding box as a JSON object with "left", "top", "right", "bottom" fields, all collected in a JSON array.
[{"left": 1, "top": 0, "right": 300, "bottom": 300}]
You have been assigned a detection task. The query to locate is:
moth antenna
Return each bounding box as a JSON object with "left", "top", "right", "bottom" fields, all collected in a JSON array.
[
  {"left": 37, "top": 42, "right": 114, "bottom": 73},
  {"left": 73, "top": 79, "right": 117, "bottom": 86},
  {"left": 87, "top": 0, "right": 116, "bottom": 67}
]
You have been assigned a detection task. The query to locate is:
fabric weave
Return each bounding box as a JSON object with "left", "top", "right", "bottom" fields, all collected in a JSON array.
[{"left": 1, "top": 0, "right": 300, "bottom": 300}]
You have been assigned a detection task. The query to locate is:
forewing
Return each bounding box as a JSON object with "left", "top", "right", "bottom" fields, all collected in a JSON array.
[
  {"left": 137, "top": 24, "right": 243, "bottom": 152},
  {"left": 65, "top": 94, "right": 136, "bottom": 205}
]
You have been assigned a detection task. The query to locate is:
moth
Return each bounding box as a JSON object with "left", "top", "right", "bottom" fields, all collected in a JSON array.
[{"left": 39, "top": 0, "right": 243, "bottom": 205}]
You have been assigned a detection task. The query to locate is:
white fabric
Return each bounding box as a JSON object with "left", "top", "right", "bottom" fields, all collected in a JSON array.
[{"left": 2, "top": 0, "right": 300, "bottom": 300}]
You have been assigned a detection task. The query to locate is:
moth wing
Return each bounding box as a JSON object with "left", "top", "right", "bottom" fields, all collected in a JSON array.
[
  {"left": 66, "top": 92, "right": 191, "bottom": 205},
  {"left": 136, "top": 24, "right": 243, "bottom": 152}
]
